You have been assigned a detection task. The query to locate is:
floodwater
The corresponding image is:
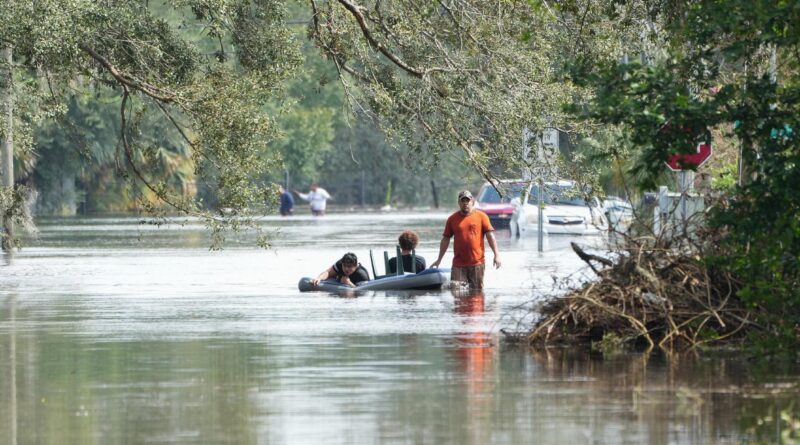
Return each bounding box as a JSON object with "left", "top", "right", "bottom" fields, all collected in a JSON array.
[{"left": 0, "top": 212, "right": 797, "bottom": 444}]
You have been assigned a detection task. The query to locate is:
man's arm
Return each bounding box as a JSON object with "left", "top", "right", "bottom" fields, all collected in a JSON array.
[
  {"left": 430, "top": 236, "right": 450, "bottom": 268},
  {"left": 341, "top": 266, "right": 369, "bottom": 287},
  {"left": 486, "top": 231, "right": 501, "bottom": 269},
  {"left": 311, "top": 266, "right": 335, "bottom": 286}
]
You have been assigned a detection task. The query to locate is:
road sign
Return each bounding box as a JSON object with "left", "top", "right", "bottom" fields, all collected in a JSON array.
[
  {"left": 541, "top": 128, "right": 559, "bottom": 149},
  {"left": 537, "top": 128, "right": 558, "bottom": 163},
  {"left": 665, "top": 142, "right": 712, "bottom": 171}
]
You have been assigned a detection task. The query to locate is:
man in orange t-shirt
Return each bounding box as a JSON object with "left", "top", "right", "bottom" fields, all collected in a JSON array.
[{"left": 430, "top": 190, "right": 502, "bottom": 289}]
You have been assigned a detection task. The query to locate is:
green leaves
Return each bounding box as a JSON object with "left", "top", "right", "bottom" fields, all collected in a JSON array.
[
  {"left": 2, "top": 0, "right": 304, "bottom": 247},
  {"left": 566, "top": 0, "right": 800, "bottom": 350},
  {"left": 311, "top": 0, "right": 579, "bottom": 180}
]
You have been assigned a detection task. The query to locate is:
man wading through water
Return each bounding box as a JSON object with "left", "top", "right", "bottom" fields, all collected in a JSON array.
[{"left": 430, "top": 190, "right": 502, "bottom": 289}]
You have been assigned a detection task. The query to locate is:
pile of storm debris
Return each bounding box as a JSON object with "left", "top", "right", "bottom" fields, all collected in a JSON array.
[{"left": 523, "top": 230, "right": 762, "bottom": 352}]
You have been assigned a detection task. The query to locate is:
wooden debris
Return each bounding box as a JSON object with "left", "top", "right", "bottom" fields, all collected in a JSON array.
[{"left": 528, "top": 228, "right": 760, "bottom": 352}]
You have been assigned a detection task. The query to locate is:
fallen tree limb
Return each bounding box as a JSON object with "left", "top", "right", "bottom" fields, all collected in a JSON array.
[{"left": 571, "top": 241, "right": 613, "bottom": 274}]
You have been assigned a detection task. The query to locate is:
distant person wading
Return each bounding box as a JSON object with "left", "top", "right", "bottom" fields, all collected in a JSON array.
[
  {"left": 295, "top": 183, "right": 331, "bottom": 216},
  {"left": 279, "top": 185, "right": 294, "bottom": 216}
]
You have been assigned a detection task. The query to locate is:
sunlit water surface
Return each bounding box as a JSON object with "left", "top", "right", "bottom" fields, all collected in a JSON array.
[{"left": 1, "top": 212, "right": 798, "bottom": 444}]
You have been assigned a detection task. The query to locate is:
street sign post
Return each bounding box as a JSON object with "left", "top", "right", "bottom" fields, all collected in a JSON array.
[
  {"left": 541, "top": 128, "right": 559, "bottom": 151},
  {"left": 537, "top": 128, "right": 558, "bottom": 253},
  {"left": 665, "top": 141, "right": 712, "bottom": 225}
]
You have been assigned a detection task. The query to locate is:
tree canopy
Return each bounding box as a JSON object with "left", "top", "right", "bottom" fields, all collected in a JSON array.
[
  {"left": 556, "top": 0, "right": 800, "bottom": 350},
  {"left": 1, "top": 0, "right": 304, "bottom": 247},
  {"left": 311, "top": 0, "right": 580, "bottom": 182}
]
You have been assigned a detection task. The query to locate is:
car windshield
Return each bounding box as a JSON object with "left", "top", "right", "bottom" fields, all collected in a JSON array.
[
  {"left": 478, "top": 182, "right": 590, "bottom": 206},
  {"left": 531, "top": 184, "right": 588, "bottom": 206}
]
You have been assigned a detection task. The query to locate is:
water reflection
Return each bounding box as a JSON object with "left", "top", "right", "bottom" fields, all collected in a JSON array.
[
  {"left": 513, "top": 348, "right": 800, "bottom": 444},
  {"left": 452, "top": 289, "right": 494, "bottom": 397},
  {"left": 452, "top": 290, "right": 496, "bottom": 445},
  {"left": 4, "top": 295, "right": 17, "bottom": 445},
  {"left": 1, "top": 309, "right": 799, "bottom": 444},
  {"left": 0, "top": 215, "right": 799, "bottom": 444}
]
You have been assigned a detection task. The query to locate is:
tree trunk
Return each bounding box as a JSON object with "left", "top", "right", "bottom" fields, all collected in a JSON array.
[
  {"left": 430, "top": 179, "right": 439, "bottom": 209},
  {"left": 60, "top": 176, "right": 77, "bottom": 216},
  {"left": 360, "top": 169, "right": 365, "bottom": 207},
  {"left": 1, "top": 45, "right": 14, "bottom": 252}
]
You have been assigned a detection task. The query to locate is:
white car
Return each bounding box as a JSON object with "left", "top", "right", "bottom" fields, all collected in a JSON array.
[
  {"left": 476, "top": 180, "right": 608, "bottom": 236},
  {"left": 602, "top": 196, "right": 634, "bottom": 232}
]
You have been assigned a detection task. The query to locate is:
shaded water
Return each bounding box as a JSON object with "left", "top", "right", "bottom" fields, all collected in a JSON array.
[{"left": 1, "top": 213, "right": 798, "bottom": 444}]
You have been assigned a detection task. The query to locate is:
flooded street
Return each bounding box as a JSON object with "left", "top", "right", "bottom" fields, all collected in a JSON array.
[{"left": 1, "top": 213, "right": 798, "bottom": 444}]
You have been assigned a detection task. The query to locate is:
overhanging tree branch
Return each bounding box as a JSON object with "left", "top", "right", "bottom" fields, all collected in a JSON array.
[
  {"left": 80, "top": 44, "right": 178, "bottom": 103},
  {"left": 334, "top": 0, "right": 425, "bottom": 78},
  {"left": 119, "top": 87, "right": 209, "bottom": 220}
]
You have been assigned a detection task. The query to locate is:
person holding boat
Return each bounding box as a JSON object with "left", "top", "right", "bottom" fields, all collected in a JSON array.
[
  {"left": 387, "top": 230, "right": 426, "bottom": 274},
  {"left": 311, "top": 252, "right": 370, "bottom": 288},
  {"left": 430, "top": 190, "right": 501, "bottom": 289}
]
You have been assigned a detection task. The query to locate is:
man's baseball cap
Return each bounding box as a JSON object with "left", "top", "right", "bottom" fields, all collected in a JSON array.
[{"left": 458, "top": 190, "right": 473, "bottom": 201}]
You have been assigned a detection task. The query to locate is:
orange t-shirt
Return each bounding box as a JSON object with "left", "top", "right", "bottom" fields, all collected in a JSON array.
[{"left": 443, "top": 210, "right": 494, "bottom": 267}]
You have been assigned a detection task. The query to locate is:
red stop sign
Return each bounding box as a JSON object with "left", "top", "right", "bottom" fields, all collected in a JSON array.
[{"left": 665, "top": 142, "right": 713, "bottom": 171}]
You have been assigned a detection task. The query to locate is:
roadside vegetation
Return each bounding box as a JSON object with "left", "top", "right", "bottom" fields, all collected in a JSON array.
[{"left": 525, "top": 0, "right": 800, "bottom": 355}]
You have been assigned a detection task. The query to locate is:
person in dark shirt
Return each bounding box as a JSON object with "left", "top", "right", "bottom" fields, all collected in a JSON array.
[
  {"left": 311, "top": 252, "right": 370, "bottom": 287},
  {"left": 279, "top": 185, "right": 294, "bottom": 216},
  {"left": 387, "top": 230, "right": 426, "bottom": 274}
]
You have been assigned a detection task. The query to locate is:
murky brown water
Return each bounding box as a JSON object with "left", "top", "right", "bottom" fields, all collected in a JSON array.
[{"left": 1, "top": 213, "right": 798, "bottom": 444}]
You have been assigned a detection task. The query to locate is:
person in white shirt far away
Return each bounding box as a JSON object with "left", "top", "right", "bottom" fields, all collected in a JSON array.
[{"left": 295, "top": 183, "right": 332, "bottom": 216}]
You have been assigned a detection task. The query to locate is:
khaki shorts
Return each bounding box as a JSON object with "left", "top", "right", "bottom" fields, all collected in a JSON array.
[{"left": 451, "top": 264, "right": 485, "bottom": 289}]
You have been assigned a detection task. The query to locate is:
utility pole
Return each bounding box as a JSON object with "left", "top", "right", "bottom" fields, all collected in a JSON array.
[
  {"left": 522, "top": 127, "right": 546, "bottom": 251},
  {"left": 1, "top": 45, "right": 14, "bottom": 252},
  {"left": 360, "top": 169, "right": 366, "bottom": 207},
  {"left": 769, "top": 44, "right": 777, "bottom": 84}
]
